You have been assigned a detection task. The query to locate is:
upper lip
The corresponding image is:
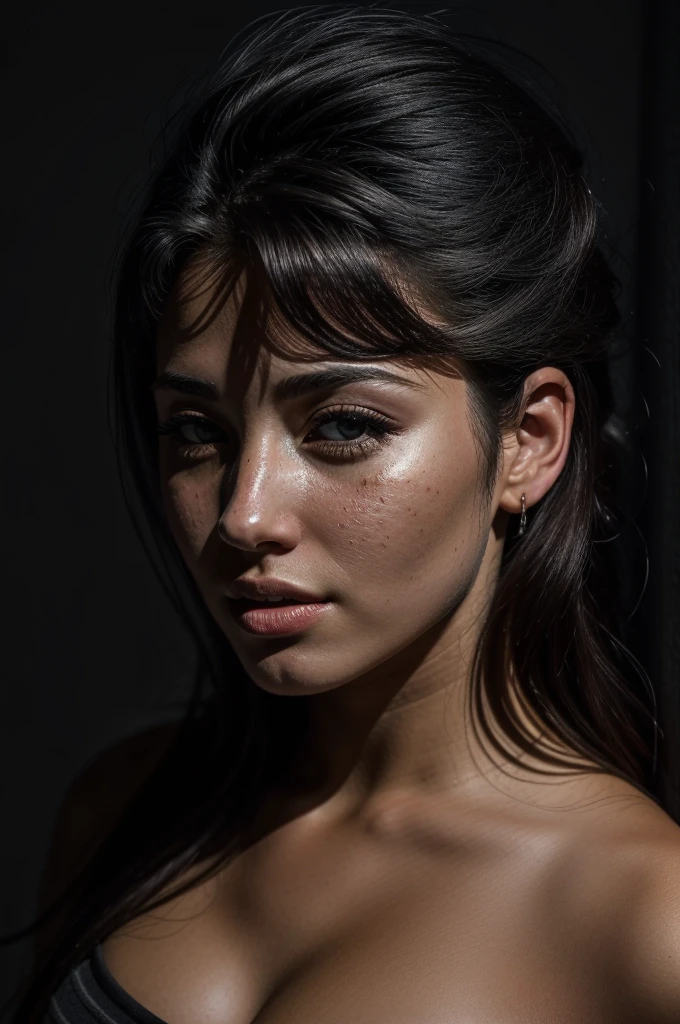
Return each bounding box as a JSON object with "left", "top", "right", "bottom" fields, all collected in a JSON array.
[{"left": 228, "top": 577, "right": 327, "bottom": 603}]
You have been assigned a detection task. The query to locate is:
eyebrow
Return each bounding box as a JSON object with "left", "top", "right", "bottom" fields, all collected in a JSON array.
[{"left": 151, "top": 366, "right": 427, "bottom": 402}]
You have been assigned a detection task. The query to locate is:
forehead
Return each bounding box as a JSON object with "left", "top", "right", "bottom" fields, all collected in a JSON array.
[
  {"left": 155, "top": 260, "right": 462, "bottom": 402},
  {"left": 156, "top": 262, "right": 315, "bottom": 397}
]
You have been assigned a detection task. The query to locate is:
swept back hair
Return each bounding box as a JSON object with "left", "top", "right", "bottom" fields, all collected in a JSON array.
[{"left": 3, "top": 6, "right": 659, "bottom": 1019}]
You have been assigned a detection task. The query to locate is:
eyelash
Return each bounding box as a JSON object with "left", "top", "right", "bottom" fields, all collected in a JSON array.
[{"left": 155, "top": 405, "right": 397, "bottom": 461}]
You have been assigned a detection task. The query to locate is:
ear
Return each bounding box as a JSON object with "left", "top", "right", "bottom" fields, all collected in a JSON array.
[{"left": 497, "top": 367, "right": 576, "bottom": 515}]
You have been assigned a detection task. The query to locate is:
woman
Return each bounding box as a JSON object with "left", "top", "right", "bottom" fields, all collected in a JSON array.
[{"left": 5, "top": 5, "right": 680, "bottom": 1022}]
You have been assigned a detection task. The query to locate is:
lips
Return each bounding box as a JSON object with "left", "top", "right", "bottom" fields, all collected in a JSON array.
[
  {"left": 229, "top": 596, "right": 315, "bottom": 615},
  {"left": 228, "top": 577, "right": 326, "bottom": 604},
  {"left": 227, "top": 595, "right": 333, "bottom": 636}
]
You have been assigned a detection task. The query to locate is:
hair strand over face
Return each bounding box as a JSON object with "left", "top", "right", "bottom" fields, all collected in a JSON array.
[{"left": 3, "top": 7, "right": 660, "bottom": 1019}]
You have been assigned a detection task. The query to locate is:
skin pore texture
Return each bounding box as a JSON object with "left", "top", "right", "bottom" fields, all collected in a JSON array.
[
  {"left": 99, "top": 262, "right": 676, "bottom": 1024},
  {"left": 153, "top": 261, "right": 587, "bottom": 822}
]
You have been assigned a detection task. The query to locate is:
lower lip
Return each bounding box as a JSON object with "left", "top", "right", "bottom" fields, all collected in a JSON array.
[{"left": 228, "top": 599, "right": 333, "bottom": 636}]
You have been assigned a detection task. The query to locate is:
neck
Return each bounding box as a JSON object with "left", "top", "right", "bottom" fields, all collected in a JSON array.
[{"left": 273, "top": 595, "right": 588, "bottom": 833}]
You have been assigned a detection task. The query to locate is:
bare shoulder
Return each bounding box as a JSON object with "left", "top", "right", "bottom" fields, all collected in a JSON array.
[
  {"left": 517, "top": 774, "right": 680, "bottom": 1022},
  {"left": 66, "top": 719, "right": 183, "bottom": 809},
  {"left": 616, "top": 816, "right": 680, "bottom": 1023},
  {"left": 49, "top": 718, "right": 183, "bottom": 854},
  {"left": 34, "top": 719, "right": 182, "bottom": 966},
  {"left": 582, "top": 793, "right": 680, "bottom": 1024}
]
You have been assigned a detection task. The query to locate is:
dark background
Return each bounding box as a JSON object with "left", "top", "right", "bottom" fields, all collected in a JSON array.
[{"left": 2, "top": 0, "right": 678, "bottom": 1003}]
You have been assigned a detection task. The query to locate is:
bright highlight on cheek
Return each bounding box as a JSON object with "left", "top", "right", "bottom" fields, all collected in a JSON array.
[
  {"left": 318, "top": 439, "right": 477, "bottom": 598},
  {"left": 155, "top": 344, "right": 479, "bottom": 626}
]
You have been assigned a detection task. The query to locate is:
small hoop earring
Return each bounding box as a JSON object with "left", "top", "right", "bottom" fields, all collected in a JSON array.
[{"left": 517, "top": 493, "right": 527, "bottom": 537}]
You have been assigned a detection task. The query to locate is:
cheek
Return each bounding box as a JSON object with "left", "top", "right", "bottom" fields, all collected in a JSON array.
[
  {"left": 161, "top": 472, "right": 214, "bottom": 563},
  {"left": 314, "top": 441, "right": 483, "bottom": 609}
]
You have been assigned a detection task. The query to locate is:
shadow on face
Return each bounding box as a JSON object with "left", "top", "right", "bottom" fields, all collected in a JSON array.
[{"left": 153, "top": 260, "right": 500, "bottom": 700}]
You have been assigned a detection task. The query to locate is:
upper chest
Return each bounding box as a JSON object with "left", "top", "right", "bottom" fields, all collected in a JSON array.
[{"left": 100, "top": 794, "right": 642, "bottom": 1024}]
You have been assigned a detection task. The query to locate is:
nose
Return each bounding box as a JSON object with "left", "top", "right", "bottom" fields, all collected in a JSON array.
[{"left": 217, "top": 436, "right": 302, "bottom": 553}]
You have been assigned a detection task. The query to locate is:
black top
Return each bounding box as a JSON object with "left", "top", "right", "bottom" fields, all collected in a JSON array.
[{"left": 44, "top": 944, "right": 167, "bottom": 1024}]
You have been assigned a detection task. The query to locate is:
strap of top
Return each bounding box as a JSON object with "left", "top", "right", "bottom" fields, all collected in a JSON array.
[{"left": 45, "top": 945, "right": 167, "bottom": 1024}]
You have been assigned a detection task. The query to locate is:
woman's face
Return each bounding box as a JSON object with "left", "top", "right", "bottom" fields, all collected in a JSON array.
[{"left": 153, "top": 266, "right": 505, "bottom": 698}]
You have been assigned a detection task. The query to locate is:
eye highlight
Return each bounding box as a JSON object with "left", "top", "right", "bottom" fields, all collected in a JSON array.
[{"left": 155, "top": 404, "right": 398, "bottom": 461}]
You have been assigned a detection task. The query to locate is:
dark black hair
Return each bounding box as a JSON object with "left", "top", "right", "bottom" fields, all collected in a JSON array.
[{"left": 3, "top": 5, "right": 661, "bottom": 1020}]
